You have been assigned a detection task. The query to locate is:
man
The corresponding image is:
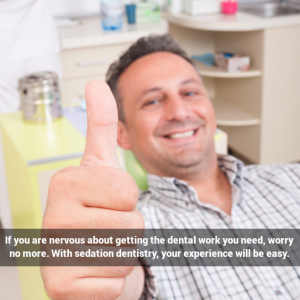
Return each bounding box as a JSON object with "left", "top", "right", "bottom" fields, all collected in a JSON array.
[{"left": 42, "top": 35, "right": 300, "bottom": 300}]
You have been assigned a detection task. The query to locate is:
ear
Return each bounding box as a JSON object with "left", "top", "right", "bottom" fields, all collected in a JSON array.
[{"left": 117, "top": 121, "right": 131, "bottom": 149}]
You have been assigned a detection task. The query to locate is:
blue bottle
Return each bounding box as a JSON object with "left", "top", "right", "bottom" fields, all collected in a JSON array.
[{"left": 100, "top": 0, "right": 123, "bottom": 30}]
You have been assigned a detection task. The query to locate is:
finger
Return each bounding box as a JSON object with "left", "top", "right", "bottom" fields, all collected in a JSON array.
[
  {"left": 69, "top": 166, "right": 138, "bottom": 210},
  {"left": 81, "top": 80, "right": 120, "bottom": 168},
  {"left": 42, "top": 266, "right": 126, "bottom": 300},
  {"left": 76, "top": 266, "right": 135, "bottom": 278},
  {"left": 47, "top": 166, "right": 139, "bottom": 211},
  {"left": 50, "top": 207, "right": 145, "bottom": 230},
  {"left": 70, "top": 277, "right": 126, "bottom": 300}
]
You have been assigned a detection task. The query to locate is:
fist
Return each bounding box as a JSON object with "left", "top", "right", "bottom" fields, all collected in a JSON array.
[{"left": 41, "top": 80, "right": 145, "bottom": 300}]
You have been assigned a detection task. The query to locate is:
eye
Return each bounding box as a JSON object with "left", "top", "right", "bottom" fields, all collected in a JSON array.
[
  {"left": 144, "top": 99, "right": 160, "bottom": 106},
  {"left": 185, "top": 91, "right": 196, "bottom": 96}
]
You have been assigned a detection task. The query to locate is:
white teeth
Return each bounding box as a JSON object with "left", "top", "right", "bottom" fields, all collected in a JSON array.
[{"left": 170, "top": 130, "right": 195, "bottom": 139}]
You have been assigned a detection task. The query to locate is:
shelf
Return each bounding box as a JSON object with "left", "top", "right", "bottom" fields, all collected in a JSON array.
[
  {"left": 212, "top": 98, "right": 261, "bottom": 126},
  {"left": 195, "top": 61, "right": 262, "bottom": 78}
]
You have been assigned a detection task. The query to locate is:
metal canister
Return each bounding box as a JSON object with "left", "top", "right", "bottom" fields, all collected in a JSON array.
[{"left": 19, "top": 72, "right": 62, "bottom": 123}]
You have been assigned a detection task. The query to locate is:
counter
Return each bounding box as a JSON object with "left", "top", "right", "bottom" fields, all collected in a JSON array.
[
  {"left": 58, "top": 17, "right": 168, "bottom": 50},
  {"left": 163, "top": 11, "right": 300, "bottom": 31}
]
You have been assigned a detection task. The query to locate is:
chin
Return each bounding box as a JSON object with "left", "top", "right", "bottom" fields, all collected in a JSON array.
[{"left": 169, "top": 151, "right": 205, "bottom": 168}]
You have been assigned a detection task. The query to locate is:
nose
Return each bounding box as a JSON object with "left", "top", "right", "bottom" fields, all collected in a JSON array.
[{"left": 164, "top": 93, "right": 191, "bottom": 122}]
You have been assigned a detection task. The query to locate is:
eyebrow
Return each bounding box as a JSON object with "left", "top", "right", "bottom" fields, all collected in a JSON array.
[
  {"left": 179, "top": 78, "right": 200, "bottom": 86},
  {"left": 140, "top": 78, "right": 201, "bottom": 97}
]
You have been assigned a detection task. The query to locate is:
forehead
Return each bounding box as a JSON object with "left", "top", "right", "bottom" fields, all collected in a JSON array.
[{"left": 118, "top": 52, "right": 201, "bottom": 95}]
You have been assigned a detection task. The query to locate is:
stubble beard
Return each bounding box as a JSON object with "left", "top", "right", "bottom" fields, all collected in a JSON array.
[{"left": 134, "top": 136, "right": 217, "bottom": 181}]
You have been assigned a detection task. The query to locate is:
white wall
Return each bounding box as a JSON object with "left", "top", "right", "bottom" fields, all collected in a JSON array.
[
  {"left": 50, "top": 0, "right": 100, "bottom": 18},
  {"left": 49, "top": 0, "right": 281, "bottom": 18}
]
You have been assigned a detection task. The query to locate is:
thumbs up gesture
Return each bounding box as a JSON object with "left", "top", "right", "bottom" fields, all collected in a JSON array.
[{"left": 41, "top": 80, "right": 145, "bottom": 300}]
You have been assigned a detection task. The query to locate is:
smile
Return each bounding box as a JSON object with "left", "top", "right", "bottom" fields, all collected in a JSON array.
[{"left": 165, "top": 130, "right": 196, "bottom": 139}]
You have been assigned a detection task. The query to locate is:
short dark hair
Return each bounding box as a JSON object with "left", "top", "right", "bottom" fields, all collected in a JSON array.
[{"left": 106, "top": 34, "right": 196, "bottom": 123}]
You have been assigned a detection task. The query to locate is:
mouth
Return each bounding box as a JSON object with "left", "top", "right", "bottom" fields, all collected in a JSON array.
[{"left": 163, "top": 129, "right": 197, "bottom": 140}]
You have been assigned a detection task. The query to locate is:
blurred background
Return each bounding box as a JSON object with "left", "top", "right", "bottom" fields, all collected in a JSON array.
[{"left": 0, "top": 0, "right": 299, "bottom": 299}]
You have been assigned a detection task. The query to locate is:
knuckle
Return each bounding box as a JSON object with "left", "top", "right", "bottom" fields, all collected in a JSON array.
[
  {"left": 117, "top": 210, "right": 144, "bottom": 229},
  {"left": 48, "top": 167, "right": 75, "bottom": 197},
  {"left": 43, "top": 210, "right": 69, "bottom": 229},
  {"left": 45, "top": 285, "right": 62, "bottom": 300},
  {"left": 44, "top": 167, "right": 78, "bottom": 229},
  {"left": 48, "top": 172, "right": 63, "bottom": 196},
  {"left": 42, "top": 214, "right": 54, "bottom": 229},
  {"left": 121, "top": 265, "right": 135, "bottom": 276},
  {"left": 91, "top": 266, "right": 133, "bottom": 278},
  {"left": 45, "top": 213, "right": 72, "bottom": 229},
  {"left": 106, "top": 278, "right": 126, "bottom": 299},
  {"left": 112, "top": 266, "right": 135, "bottom": 277},
  {"left": 120, "top": 172, "right": 139, "bottom": 210},
  {"left": 117, "top": 212, "right": 134, "bottom": 229},
  {"left": 132, "top": 210, "right": 145, "bottom": 229},
  {"left": 43, "top": 274, "right": 68, "bottom": 300}
]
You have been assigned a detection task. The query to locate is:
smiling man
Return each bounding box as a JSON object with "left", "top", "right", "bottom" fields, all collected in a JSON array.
[
  {"left": 109, "top": 36, "right": 232, "bottom": 216},
  {"left": 42, "top": 35, "right": 300, "bottom": 300}
]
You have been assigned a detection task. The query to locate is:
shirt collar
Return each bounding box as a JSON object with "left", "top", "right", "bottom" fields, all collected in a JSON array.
[
  {"left": 217, "top": 154, "right": 244, "bottom": 189},
  {"left": 147, "top": 154, "right": 244, "bottom": 207}
]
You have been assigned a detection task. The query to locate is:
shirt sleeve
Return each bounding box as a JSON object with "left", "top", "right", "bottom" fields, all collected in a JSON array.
[{"left": 139, "top": 258, "right": 158, "bottom": 300}]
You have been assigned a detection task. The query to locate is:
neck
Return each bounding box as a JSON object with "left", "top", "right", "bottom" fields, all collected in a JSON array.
[
  {"left": 184, "top": 156, "right": 232, "bottom": 216},
  {"left": 140, "top": 148, "right": 233, "bottom": 215}
]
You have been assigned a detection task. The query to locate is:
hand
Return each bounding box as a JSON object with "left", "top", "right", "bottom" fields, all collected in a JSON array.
[{"left": 41, "top": 80, "right": 145, "bottom": 300}]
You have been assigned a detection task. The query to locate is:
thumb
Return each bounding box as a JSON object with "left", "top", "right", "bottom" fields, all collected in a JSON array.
[{"left": 80, "top": 80, "right": 120, "bottom": 168}]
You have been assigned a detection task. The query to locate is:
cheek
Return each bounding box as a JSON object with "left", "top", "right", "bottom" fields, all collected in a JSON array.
[
  {"left": 207, "top": 103, "right": 217, "bottom": 128},
  {"left": 195, "top": 100, "right": 216, "bottom": 128},
  {"left": 129, "top": 112, "right": 160, "bottom": 144}
]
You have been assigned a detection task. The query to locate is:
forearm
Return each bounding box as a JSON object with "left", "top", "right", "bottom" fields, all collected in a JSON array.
[{"left": 118, "top": 266, "right": 145, "bottom": 300}]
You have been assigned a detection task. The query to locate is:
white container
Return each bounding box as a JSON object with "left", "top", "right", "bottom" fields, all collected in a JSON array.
[
  {"left": 100, "top": 0, "right": 123, "bottom": 30},
  {"left": 19, "top": 72, "right": 62, "bottom": 123},
  {"left": 183, "top": 0, "right": 221, "bottom": 15},
  {"left": 215, "top": 53, "right": 250, "bottom": 73}
]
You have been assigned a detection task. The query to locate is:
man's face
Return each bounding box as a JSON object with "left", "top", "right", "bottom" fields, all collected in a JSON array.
[{"left": 117, "top": 52, "right": 217, "bottom": 178}]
